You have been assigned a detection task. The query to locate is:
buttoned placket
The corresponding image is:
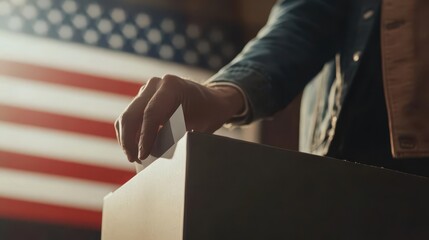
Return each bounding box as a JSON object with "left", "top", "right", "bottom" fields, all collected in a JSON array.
[{"left": 312, "top": 5, "right": 378, "bottom": 155}]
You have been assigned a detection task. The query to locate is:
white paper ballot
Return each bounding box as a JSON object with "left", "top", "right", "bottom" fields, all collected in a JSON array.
[{"left": 135, "top": 105, "right": 186, "bottom": 173}]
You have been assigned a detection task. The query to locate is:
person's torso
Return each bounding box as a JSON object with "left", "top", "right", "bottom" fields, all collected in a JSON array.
[{"left": 300, "top": 0, "right": 429, "bottom": 176}]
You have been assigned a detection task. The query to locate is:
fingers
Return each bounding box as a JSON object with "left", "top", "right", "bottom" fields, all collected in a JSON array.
[
  {"left": 138, "top": 75, "right": 183, "bottom": 160},
  {"left": 115, "top": 74, "right": 186, "bottom": 163},
  {"left": 115, "top": 77, "right": 161, "bottom": 162}
]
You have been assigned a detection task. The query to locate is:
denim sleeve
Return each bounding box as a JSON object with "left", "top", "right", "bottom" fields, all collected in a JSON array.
[{"left": 206, "top": 0, "right": 347, "bottom": 123}]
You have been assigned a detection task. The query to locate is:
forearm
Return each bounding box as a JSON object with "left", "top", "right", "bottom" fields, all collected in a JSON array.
[{"left": 207, "top": 0, "right": 347, "bottom": 122}]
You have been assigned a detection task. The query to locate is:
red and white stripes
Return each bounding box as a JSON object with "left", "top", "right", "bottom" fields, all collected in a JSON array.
[
  {"left": 0, "top": 61, "right": 138, "bottom": 228},
  {"left": 0, "top": 30, "right": 213, "bottom": 229}
]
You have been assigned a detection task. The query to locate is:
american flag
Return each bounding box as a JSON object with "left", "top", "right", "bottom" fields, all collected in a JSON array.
[{"left": 0, "top": 0, "right": 242, "bottom": 236}]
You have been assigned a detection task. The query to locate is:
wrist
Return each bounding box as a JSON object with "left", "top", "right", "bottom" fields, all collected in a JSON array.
[{"left": 208, "top": 84, "right": 247, "bottom": 118}]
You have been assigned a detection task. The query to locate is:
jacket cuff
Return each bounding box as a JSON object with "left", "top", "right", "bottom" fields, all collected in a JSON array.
[
  {"left": 204, "top": 82, "right": 250, "bottom": 125},
  {"left": 205, "top": 63, "right": 281, "bottom": 124}
]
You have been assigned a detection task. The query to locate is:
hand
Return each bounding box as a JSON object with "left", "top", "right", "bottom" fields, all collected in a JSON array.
[{"left": 115, "top": 74, "right": 245, "bottom": 163}]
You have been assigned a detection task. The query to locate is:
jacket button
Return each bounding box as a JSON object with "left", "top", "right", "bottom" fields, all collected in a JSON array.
[
  {"left": 353, "top": 51, "right": 361, "bottom": 62},
  {"left": 363, "top": 10, "right": 374, "bottom": 20}
]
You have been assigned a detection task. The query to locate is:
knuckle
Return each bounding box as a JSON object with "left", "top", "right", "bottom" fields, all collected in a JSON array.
[
  {"left": 114, "top": 118, "right": 120, "bottom": 129},
  {"left": 114, "top": 119, "right": 121, "bottom": 142},
  {"left": 143, "top": 77, "right": 161, "bottom": 89},
  {"left": 147, "top": 77, "right": 161, "bottom": 84},
  {"left": 120, "top": 111, "right": 135, "bottom": 122},
  {"left": 162, "top": 74, "right": 179, "bottom": 81},
  {"left": 138, "top": 77, "right": 162, "bottom": 95},
  {"left": 117, "top": 112, "right": 135, "bottom": 127},
  {"left": 161, "top": 75, "right": 184, "bottom": 89},
  {"left": 138, "top": 84, "right": 146, "bottom": 93}
]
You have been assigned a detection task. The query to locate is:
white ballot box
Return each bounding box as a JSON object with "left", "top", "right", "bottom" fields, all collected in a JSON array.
[{"left": 102, "top": 132, "right": 429, "bottom": 240}]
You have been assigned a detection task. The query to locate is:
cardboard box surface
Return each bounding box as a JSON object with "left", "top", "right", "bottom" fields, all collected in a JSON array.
[{"left": 102, "top": 132, "right": 429, "bottom": 240}]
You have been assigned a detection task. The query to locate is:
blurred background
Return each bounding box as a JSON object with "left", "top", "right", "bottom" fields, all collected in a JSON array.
[{"left": 0, "top": 0, "right": 300, "bottom": 239}]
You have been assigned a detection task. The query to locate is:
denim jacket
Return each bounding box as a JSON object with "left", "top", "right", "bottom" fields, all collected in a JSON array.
[{"left": 208, "top": 0, "right": 429, "bottom": 159}]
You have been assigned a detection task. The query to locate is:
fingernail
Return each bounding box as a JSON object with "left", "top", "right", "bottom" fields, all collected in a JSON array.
[
  {"left": 123, "top": 150, "right": 134, "bottom": 163},
  {"left": 138, "top": 145, "right": 145, "bottom": 160}
]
